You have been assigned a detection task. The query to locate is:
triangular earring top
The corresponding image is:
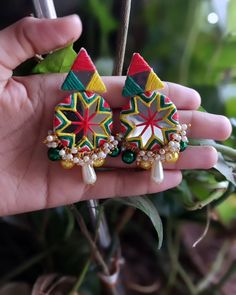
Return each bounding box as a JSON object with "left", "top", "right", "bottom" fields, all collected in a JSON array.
[
  {"left": 122, "top": 53, "right": 164, "bottom": 97},
  {"left": 61, "top": 48, "right": 106, "bottom": 94}
]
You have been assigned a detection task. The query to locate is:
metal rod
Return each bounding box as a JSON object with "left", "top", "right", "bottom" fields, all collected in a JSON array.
[
  {"left": 32, "top": 0, "right": 111, "bottom": 250},
  {"left": 112, "top": 0, "right": 132, "bottom": 76},
  {"left": 33, "top": 0, "right": 57, "bottom": 19}
]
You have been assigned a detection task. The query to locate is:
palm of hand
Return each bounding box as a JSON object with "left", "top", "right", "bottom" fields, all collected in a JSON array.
[{"left": 0, "top": 16, "right": 231, "bottom": 216}]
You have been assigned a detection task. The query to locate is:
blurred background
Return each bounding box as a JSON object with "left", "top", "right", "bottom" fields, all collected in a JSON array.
[{"left": 0, "top": 0, "right": 236, "bottom": 294}]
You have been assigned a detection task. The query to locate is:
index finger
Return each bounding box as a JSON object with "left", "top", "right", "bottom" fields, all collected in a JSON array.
[
  {"left": 102, "top": 76, "right": 201, "bottom": 110},
  {"left": 37, "top": 74, "right": 201, "bottom": 110}
]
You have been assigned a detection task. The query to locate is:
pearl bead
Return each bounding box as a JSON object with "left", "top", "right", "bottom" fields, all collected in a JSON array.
[
  {"left": 59, "top": 149, "right": 66, "bottom": 156},
  {"left": 47, "top": 135, "right": 54, "bottom": 142},
  {"left": 181, "top": 131, "right": 186, "bottom": 136},
  {"left": 82, "top": 164, "right": 97, "bottom": 184},
  {"left": 151, "top": 159, "right": 164, "bottom": 184},
  {"left": 60, "top": 160, "right": 74, "bottom": 169},
  {"left": 143, "top": 155, "right": 148, "bottom": 161},
  {"left": 147, "top": 151, "right": 153, "bottom": 157},
  {"left": 73, "top": 157, "right": 79, "bottom": 164},
  {"left": 98, "top": 152, "right": 106, "bottom": 158},
  {"left": 71, "top": 147, "right": 78, "bottom": 154},
  {"left": 176, "top": 125, "right": 181, "bottom": 131},
  {"left": 51, "top": 142, "right": 58, "bottom": 148},
  {"left": 140, "top": 150, "right": 145, "bottom": 156},
  {"left": 182, "top": 124, "right": 188, "bottom": 131},
  {"left": 103, "top": 142, "right": 109, "bottom": 148},
  {"left": 67, "top": 154, "right": 73, "bottom": 160},
  {"left": 92, "top": 154, "right": 98, "bottom": 160},
  {"left": 109, "top": 136, "right": 114, "bottom": 141},
  {"left": 83, "top": 156, "right": 90, "bottom": 162},
  {"left": 159, "top": 149, "right": 165, "bottom": 155},
  {"left": 113, "top": 140, "right": 119, "bottom": 146},
  {"left": 182, "top": 136, "right": 188, "bottom": 142},
  {"left": 104, "top": 148, "right": 110, "bottom": 154}
]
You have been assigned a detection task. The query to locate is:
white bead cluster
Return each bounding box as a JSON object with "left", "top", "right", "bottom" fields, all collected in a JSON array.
[
  {"left": 45, "top": 134, "right": 59, "bottom": 148},
  {"left": 137, "top": 150, "right": 160, "bottom": 163},
  {"left": 136, "top": 124, "right": 189, "bottom": 164},
  {"left": 45, "top": 132, "right": 118, "bottom": 167}
]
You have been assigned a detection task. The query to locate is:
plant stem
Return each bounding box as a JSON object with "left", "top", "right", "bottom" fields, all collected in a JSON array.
[
  {"left": 112, "top": 0, "right": 132, "bottom": 75},
  {"left": 69, "top": 205, "right": 110, "bottom": 276},
  {"left": 178, "top": 0, "right": 202, "bottom": 84},
  {"left": 69, "top": 258, "right": 91, "bottom": 294},
  {"left": 196, "top": 242, "right": 229, "bottom": 292}
]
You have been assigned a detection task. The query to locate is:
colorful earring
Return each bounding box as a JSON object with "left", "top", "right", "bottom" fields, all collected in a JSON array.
[
  {"left": 44, "top": 48, "right": 118, "bottom": 184},
  {"left": 119, "top": 53, "right": 189, "bottom": 184}
]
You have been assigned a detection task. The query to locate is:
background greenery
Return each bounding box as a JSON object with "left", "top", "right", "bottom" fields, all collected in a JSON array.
[{"left": 0, "top": 0, "right": 236, "bottom": 294}]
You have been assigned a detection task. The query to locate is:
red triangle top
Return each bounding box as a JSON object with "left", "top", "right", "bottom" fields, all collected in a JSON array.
[
  {"left": 71, "top": 48, "right": 96, "bottom": 72},
  {"left": 127, "top": 53, "right": 152, "bottom": 76}
]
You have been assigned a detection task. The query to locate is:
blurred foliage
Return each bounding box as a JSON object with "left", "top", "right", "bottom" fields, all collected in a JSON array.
[{"left": 1, "top": 0, "right": 236, "bottom": 294}]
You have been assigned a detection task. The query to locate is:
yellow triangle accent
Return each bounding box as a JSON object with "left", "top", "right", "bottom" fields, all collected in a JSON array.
[
  {"left": 145, "top": 70, "right": 164, "bottom": 91},
  {"left": 86, "top": 71, "right": 107, "bottom": 93}
]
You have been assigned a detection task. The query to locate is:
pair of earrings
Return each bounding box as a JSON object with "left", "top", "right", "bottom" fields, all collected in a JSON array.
[{"left": 45, "top": 48, "right": 189, "bottom": 185}]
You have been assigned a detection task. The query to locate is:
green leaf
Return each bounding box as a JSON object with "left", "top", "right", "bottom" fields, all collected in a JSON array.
[
  {"left": 215, "top": 153, "right": 236, "bottom": 186},
  {"left": 88, "top": 0, "right": 117, "bottom": 35},
  {"left": 116, "top": 196, "right": 163, "bottom": 249},
  {"left": 225, "top": 97, "right": 236, "bottom": 117},
  {"left": 190, "top": 139, "right": 236, "bottom": 186},
  {"left": 216, "top": 193, "right": 236, "bottom": 225},
  {"left": 32, "top": 44, "right": 77, "bottom": 74},
  {"left": 226, "top": 0, "right": 236, "bottom": 40}
]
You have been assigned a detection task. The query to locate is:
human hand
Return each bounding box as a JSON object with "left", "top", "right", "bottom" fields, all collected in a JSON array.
[{"left": 0, "top": 16, "right": 232, "bottom": 216}]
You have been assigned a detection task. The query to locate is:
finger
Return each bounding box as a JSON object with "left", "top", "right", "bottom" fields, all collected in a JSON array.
[
  {"left": 48, "top": 170, "right": 182, "bottom": 207},
  {"left": 103, "top": 78, "right": 201, "bottom": 110},
  {"left": 0, "top": 15, "right": 82, "bottom": 79},
  {"left": 104, "top": 146, "right": 218, "bottom": 170},
  {"left": 25, "top": 75, "right": 201, "bottom": 110},
  {"left": 179, "top": 111, "right": 232, "bottom": 141},
  {"left": 85, "top": 170, "right": 182, "bottom": 200}
]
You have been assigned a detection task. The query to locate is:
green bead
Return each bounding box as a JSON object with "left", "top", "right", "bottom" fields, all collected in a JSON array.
[
  {"left": 48, "top": 148, "right": 61, "bottom": 161},
  {"left": 122, "top": 150, "right": 136, "bottom": 164},
  {"left": 180, "top": 141, "right": 187, "bottom": 152},
  {"left": 109, "top": 147, "right": 121, "bottom": 157}
]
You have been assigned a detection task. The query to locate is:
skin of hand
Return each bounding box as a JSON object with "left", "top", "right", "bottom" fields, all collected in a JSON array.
[{"left": 0, "top": 15, "right": 232, "bottom": 216}]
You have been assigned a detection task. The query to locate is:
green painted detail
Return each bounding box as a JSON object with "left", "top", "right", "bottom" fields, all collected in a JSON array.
[
  {"left": 160, "top": 94, "right": 172, "bottom": 108},
  {"left": 120, "top": 119, "right": 133, "bottom": 138},
  {"left": 103, "top": 117, "right": 112, "bottom": 135},
  {"left": 109, "top": 147, "right": 121, "bottom": 157},
  {"left": 79, "top": 138, "right": 94, "bottom": 150},
  {"left": 180, "top": 141, "right": 187, "bottom": 152},
  {"left": 48, "top": 148, "right": 61, "bottom": 161},
  {"left": 60, "top": 134, "right": 74, "bottom": 148},
  {"left": 98, "top": 96, "right": 111, "bottom": 112},
  {"left": 164, "top": 129, "right": 177, "bottom": 143},
  {"left": 146, "top": 138, "right": 163, "bottom": 150},
  {"left": 122, "top": 76, "right": 144, "bottom": 97},
  {"left": 54, "top": 111, "right": 68, "bottom": 131},
  {"left": 95, "top": 135, "right": 108, "bottom": 148},
  {"left": 139, "top": 91, "right": 156, "bottom": 103},
  {"left": 61, "top": 71, "right": 85, "bottom": 91},
  {"left": 121, "top": 97, "right": 136, "bottom": 115},
  {"left": 122, "top": 150, "right": 136, "bottom": 164},
  {"left": 81, "top": 91, "right": 98, "bottom": 104}
]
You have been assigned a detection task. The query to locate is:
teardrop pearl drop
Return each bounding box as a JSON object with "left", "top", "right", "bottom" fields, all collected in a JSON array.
[
  {"left": 82, "top": 164, "right": 97, "bottom": 185},
  {"left": 151, "top": 159, "right": 164, "bottom": 184}
]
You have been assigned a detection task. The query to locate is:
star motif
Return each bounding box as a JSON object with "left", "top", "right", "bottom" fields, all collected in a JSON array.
[
  {"left": 54, "top": 92, "right": 112, "bottom": 150},
  {"left": 121, "top": 92, "right": 179, "bottom": 150}
]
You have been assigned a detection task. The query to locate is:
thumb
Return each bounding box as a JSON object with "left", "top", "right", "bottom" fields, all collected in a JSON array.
[{"left": 0, "top": 15, "right": 82, "bottom": 80}]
